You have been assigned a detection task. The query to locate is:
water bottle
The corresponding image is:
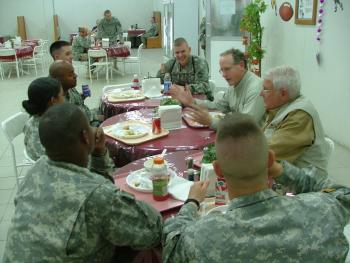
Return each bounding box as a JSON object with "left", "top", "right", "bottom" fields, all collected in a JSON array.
[
  {"left": 163, "top": 73, "right": 171, "bottom": 94},
  {"left": 151, "top": 156, "right": 169, "bottom": 201},
  {"left": 131, "top": 74, "right": 140, "bottom": 90}
]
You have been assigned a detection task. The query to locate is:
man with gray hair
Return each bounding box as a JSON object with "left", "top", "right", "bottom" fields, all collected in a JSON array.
[
  {"left": 260, "top": 65, "right": 329, "bottom": 176},
  {"left": 163, "top": 113, "right": 350, "bottom": 262},
  {"left": 172, "top": 48, "right": 265, "bottom": 129}
]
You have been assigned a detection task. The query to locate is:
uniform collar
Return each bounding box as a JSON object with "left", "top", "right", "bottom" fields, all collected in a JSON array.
[{"left": 228, "top": 189, "right": 279, "bottom": 210}]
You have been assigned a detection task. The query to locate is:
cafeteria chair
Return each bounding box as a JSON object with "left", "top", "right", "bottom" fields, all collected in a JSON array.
[
  {"left": 1, "top": 112, "right": 35, "bottom": 186},
  {"left": 325, "top": 137, "right": 335, "bottom": 169},
  {"left": 0, "top": 48, "right": 21, "bottom": 78},
  {"left": 122, "top": 32, "right": 128, "bottom": 42},
  {"left": 0, "top": 62, "right": 4, "bottom": 80},
  {"left": 88, "top": 49, "right": 113, "bottom": 82},
  {"left": 122, "top": 43, "right": 143, "bottom": 76}
]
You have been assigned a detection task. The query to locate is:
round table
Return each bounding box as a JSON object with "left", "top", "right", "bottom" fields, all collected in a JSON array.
[
  {"left": 102, "top": 109, "right": 216, "bottom": 167},
  {"left": 105, "top": 44, "right": 130, "bottom": 58},
  {"left": 0, "top": 46, "right": 33, "bottom": 60},
  {"left": 101, "top": 94, "right": 206, "bottom": 119}
]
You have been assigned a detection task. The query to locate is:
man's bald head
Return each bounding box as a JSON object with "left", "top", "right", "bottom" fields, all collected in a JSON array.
[
  {"left": 39, "top": 103, "right": 91, "bottom": 159},
  {"left": 215, "top": 113, "right": 269, "bottom": 184},
  {"left": 49, "top": 61, "right": 77, "bottom": 92}
]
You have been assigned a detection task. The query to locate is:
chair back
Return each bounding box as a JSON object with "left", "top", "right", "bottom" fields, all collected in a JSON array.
[
  {"left": 0, "top": 48, "right": 16, "bottom": 57},
  {"left": 137, "top": 43, "right": 144, "bottom": 58},
  {"left": 88, "top": 49, "right": 107, "bottom": 59},
  {"left": 122, "top": 32, "right": 128, "bottom": 42},
  {"left": 1, "top": 112, "right": 30, "bottom": 184},
  {"left": 124, "top": 41, "right": 132, "bottom": 49},
  {"left": 325, "top": 137, "right": 335, "bottom": 163}
]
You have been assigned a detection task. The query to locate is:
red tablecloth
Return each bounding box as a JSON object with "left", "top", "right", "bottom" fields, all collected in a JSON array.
[
  {"left": 105, "top": 44, "right": 130, "bottom": 58},
  {"left": 101, "top": 109, "right": 216, "bottom": 167},
  {"left": 115, "top": 150, "right": 200, "bottom": 217},
  {"left": 23, "top": 40, "right": 39, "bottom": 49},
  {"left": 127, "top": 29, "right": 146, "bottom": 37},
  {"left": 0, "top": 46, "right": 33, "bottom": 60}
]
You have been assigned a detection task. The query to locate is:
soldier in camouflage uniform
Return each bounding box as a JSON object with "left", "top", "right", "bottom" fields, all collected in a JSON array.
[
  {"left": 199, "top": 17, "right": 206, "bottom": 52},
  {"left": 141, "top": 16, "right": 159, "bottom": 47},
  {"left": 72, "top": 27, "right": 91, "bottom": 61},
  {"left": 163, "top": 113, "right": 350, "bottom": 263},
  {"left": 49, "top": 61, "right": 104, "bottom": 126},
  {"left": 97, "top": 9, "right": 123, "bottom": 45},
  {"left": 22, "top": 77, "right": 65, "bottom": 161},
  {"left": 3, "top": 104, "right": 162, "bottom": 262},
  {"left": 156, "top": 37, "right": 212, "bottom": 100}
]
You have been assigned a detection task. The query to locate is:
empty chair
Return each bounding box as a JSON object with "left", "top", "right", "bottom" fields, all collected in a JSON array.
[
  {"left": 0, "top": 48, "right": 21, "bottom": 78},
  {"left": 1, "top": 112, "right": 34, "bottom": 186},
  {"left": 122, "top": 43, "right": 143, "bottom": 75},
  {"left": 88, "top": 49, "right": 113, "bottom": 82}
]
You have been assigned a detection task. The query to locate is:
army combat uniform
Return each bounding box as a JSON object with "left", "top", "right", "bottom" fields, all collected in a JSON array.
[
  {"left": 23, "top": 115, "right": 45, "bottom": 161},
  {"left": 72, "top": 35, "right": 91, "bottom": 61},
  {"left": 163, "top": 161, "right": 350, "bottom": 263},
  {"left": 156, "top": 55, "right": 212, "bottom": 100},
  {"left": 97, "top": 17, "right": 122, "bottom": 45},
  {"left": 141, "top": 23, "right": 159, "bottom": 47},
  {"left": 3, "top": 155, "right": 162, "bottom": 262}
]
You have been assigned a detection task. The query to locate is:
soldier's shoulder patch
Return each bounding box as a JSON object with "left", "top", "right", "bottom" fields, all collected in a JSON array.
[{"left": 321, "top": 188, "right": 336, "bottom": 193}]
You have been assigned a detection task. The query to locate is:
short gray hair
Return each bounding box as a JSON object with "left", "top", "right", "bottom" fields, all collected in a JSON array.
[
  {"left": 264, "top": 65, "right": 301, "bottom": 99},
  {"left": 220, "top": 48, "right": 247, "bottom": 69}
]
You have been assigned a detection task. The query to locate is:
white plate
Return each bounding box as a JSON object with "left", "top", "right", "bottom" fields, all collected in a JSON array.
[
  {"left": 143, "top": 159, "right": 168, "bottom": 171},
  {"left": 113, "top": 124, "right": 150, "bottom": 139},
  {"left": 206, "top": 204, "right": 229, "bottom": 215},
  {"left": 109, "top": 90, "right": 142, "bottom": 99},
  {"left": 126, "top": 168, "right": 176, "bottom": 192}
]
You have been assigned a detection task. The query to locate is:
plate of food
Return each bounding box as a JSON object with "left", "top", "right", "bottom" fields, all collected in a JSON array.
[
  {"left": 113, "top": 123, "right": 150, "bottom": 139},
  {"left": 206, "top": 204, "right": 229, "bottom": 215},
  {"left": 109, "top": 89, "right": 142, "bottom": 99},
  {"left": 126, "top": 168, "right": 176, "bottom": 192}
]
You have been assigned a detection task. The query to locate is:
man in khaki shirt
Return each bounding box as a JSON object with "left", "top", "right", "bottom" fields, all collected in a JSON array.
[{"left": 260, "top": 65, "right": 329, "bottom": 175}]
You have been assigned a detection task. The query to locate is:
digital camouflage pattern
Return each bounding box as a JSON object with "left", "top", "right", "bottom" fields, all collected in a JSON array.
[
  {"left": 163, "top": 161, "right": 350, "bottom": 263},
  {"left": 97, "top": 17, "right": 122, "bottom": 44},
  {"left": 72, "top": 35, "right": 91, "bottom": 61},
  {"left": 3, "top": 155, "right": 162, "bottom": 262},
  {"left": 156, "top": 55, "right": 212, "bottom": 100},
  {"left": 141, "top": 23, "right": 159, "bottom": 46},
  {"left": 23, "top": 115, "right": 45, "bottom": 161},
  {"left": 66, "top": 88, "right": 92, "bottom": 122}
]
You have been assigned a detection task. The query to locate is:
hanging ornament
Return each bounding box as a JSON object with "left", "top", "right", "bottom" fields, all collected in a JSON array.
[
  {"left": 271, "top": 0, "right": 277, "bottom": 16},
  {"left": 316, "top": 0, "right": 326, "bottom": 65},
  {"left": 334, "top": 0, "right": 344, "bottom": 12},
  {"left": 279, "top": 2, "right": 294, "bottom": 21}
]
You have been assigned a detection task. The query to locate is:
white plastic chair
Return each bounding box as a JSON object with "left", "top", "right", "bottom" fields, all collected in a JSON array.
[
  {"left": 88, "top": 49, "right": 113, "bottom": 82},
  {"left": 1, "top": 112, "right": 34, "bottom": 186},
  {"left": 122, "top": 43, "right": 143, "bottom": 75},
  {"left": 325, "top": 137, "right": 335, "bottom": 167},
  {"left": 0, "top": 48, "right": 21, "bottom": 78},
  {"left": 0, "top": 62, "right": 4, "bottom": 80},
  {"left": 21, "top": 44, "right": 47, "bottom": 76},
  {"left": 122, "top": 32, "right": 128, "bottom": 42}
]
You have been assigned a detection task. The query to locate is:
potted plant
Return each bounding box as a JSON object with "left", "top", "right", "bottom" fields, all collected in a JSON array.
[{"left": 240, "top": 0, "right": 267, "bottom": 76}]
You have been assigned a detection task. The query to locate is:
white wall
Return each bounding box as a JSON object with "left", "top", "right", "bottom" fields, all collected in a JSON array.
[
  {"left": 0, "top": 0, "right": 156, "bottom": 41},
  {"left": 261, "top": 1, "right": 350, "bottom": 148}
]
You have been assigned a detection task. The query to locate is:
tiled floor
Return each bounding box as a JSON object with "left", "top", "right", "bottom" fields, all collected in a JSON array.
[{"left": 1, "top": 48, "right": 350, "bottom": 260}]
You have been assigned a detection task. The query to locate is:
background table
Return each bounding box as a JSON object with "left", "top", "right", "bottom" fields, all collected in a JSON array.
[
  {"left": 0, "top": 46, "right": 33, "bottom": 60},
  {"left": 127, "top": 29, "right": 146, "bottom": 48},
  {"left": 102, "top": 109, "right": 216, "bottom": 167},
  {"left": 105, "top": 44, "right": 130, "bottom": 58}
]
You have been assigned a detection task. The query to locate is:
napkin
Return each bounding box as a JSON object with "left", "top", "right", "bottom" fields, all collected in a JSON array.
[
  {"left": 142, "top": 78, "right": 162, "bottom": 98},
  {"left": 168, "top": 176, "right": 193, "bottom": 201}
]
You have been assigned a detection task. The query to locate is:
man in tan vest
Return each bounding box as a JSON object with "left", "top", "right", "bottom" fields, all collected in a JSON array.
[{"left": 260, "top": 65, "right": 330, "bottom": 176}]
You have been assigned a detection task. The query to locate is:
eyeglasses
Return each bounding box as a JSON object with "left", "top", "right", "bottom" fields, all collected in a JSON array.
[{"left": 219, "top": 65, "right": 235, "bottom": 75}]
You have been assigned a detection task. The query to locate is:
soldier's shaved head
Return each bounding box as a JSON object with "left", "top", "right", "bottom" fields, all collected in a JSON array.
[
  {"left": 39, "top": 103, "right": 93, "bottom": 166},
  {"left": 214, "top": 113, "right": 269, "bottom": 185},
  {"left": 49, "top": 61, "right": 77, "bottom": 93}
]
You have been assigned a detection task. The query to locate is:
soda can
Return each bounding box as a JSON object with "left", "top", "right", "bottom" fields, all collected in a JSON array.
[
  {"left": 82, "top": 84, "right": 91, "bottom": 97},
  {"left": 152, "top": 115, "right": 161, "bottom": 134},
  {"left": 215, "top": 175, "right": 228, "bottom": 206}
]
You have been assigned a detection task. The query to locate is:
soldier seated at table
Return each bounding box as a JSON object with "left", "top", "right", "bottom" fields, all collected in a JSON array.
[
  {"left": 156, "top": 37, "right": 212, "bottom": 100},
  {"left": 3, "top": 103, "right": 163, "bottom": 262},
  {"left": 141, "top": 16, "right": 159, "bottom": 48},
  {"left": 49, "top": 60, "right": 104, "bottom": 126},
  {"left": 72, "top": 27, "right": 91, "bottom": 61},
  {"left": 163, "top": 113, "right": 350, "bottom": 262}
]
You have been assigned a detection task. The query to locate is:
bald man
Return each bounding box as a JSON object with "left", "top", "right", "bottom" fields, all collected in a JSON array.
[
  {"left": 163, "top": 113, "right": 350, "bottom": 262},
  {"left": 49, "top": 60, "right": 103, "bottom": 125},
  {"left": 3, "top": 104, "right": 162, "bottom": 262}
]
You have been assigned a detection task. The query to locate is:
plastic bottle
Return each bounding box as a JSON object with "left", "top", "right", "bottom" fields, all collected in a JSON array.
[
  {"left": 131, "top": 74, "right": 140, "bottom": 90},
  {"left": 163, "top": 73, "right": 172, "bottom": 94},
  {"left": 81, "top": 84, "right": 91, "bottom": 98},
  {"left": 151, "top": 156, "right": 169, "bottom": 201}
]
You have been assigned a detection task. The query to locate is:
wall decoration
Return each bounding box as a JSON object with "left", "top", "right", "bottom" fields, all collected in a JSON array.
[
  {"left": 271, "top": 0, "right": 277, "bottom": 15},
  {"left": 279, "top": 2, "right": 294, "bottom": 21},
  {"left": 334, "top": 0, "right": 344, "bottom": 12},
  {"left": 295, "top": 0, "right": 318, "bottom": 25}
]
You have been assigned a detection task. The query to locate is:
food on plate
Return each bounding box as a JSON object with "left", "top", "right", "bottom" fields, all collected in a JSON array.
[
  {"left": 160, "top": 97, "right": 181, "bottom": 106},
  {"left": 114, "top": 123, "right": 150, "bottom": 139},
  {"left": 202, "top": 144, "right": 216, "bottom": 164},
  {"left": 123, "top": 125, "right": 130, "bottom": 130},
  {"left": 110, "top": 90, "right": 142, "bottom": 99}
]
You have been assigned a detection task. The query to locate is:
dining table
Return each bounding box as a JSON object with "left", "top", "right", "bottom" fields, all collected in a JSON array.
[
  {"left": 127, "top": 29, "right": 146, "bottom": 48},
  {"left": 0, "top": 45, "right": 33, "bottom": 60},
  {"left": 101, "top": 108, "right": 216, "bottom": 168}
]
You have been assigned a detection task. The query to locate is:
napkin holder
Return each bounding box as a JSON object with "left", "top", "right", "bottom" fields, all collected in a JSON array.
[
  {"left": 158, "top": 105, "right": 182, "bottom": 130},
  {"left": 200, "top": 163, "right": 217, "bottom": 197},
  {"left": 102, "top": 38, "right": 110, "bottom": 48},
  {"left": 142, "top": 78, "right": 162, "bottom": 98}
]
